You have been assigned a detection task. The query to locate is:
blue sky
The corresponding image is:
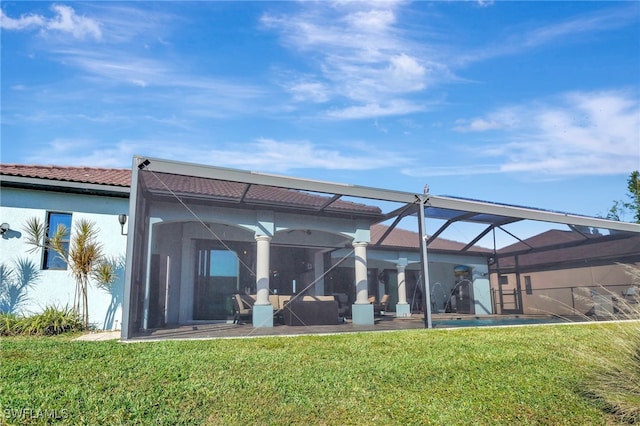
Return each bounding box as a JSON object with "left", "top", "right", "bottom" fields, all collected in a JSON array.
[{"left": 2, "top": 1, "right": 639, "bottom": 222}]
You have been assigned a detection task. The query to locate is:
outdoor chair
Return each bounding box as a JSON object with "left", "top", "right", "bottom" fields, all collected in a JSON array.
[
  {"left": 332, "top": 293, "right": 351, "bottom": 318},
  {"left": 232, "top": 294, "right": 253, "bottom": 324},
  {"left": 374, "top": 294, "right": 390, "bottom": 316}
]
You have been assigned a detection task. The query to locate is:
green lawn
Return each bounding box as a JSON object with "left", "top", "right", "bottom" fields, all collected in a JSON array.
[{"left": 0, "top": 324, "right": 618, "bottom": 425}]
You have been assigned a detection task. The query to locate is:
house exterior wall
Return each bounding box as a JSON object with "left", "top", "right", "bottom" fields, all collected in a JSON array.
[
  {"left": 0, "top": 187, "right": 128, "bottom": 329},
  {"left": 490, "top": 261, "right": 640, "bottom": 316}
]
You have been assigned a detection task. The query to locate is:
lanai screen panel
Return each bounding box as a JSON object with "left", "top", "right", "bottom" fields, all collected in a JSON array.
[
  {"left": 121, "top": 156, "right": 640, "bottom": 338},
  {"left": 122, "top": 157, "right": 398, "bottom": 338}
]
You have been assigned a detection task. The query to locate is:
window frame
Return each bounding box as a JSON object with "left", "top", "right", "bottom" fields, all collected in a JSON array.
[
  {"left": 42, "top": 212, "right": 72, "bottom": 270},
  {"left": 524, "top": 275, "right": 533, "bottom": 295}
]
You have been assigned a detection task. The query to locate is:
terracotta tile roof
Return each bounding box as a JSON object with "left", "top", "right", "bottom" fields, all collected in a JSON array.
[
  {"left": 1, "top": 164, "right": 381, "bottom": 215},
  {"left": 141, "top": 171, "right": 382, "bottom": 215},
  {"left": 1, "top": 164, "right": 131, "bottom": 187},
  {"left": 371, "top": 224, "right": 491, "bottom": 253}
]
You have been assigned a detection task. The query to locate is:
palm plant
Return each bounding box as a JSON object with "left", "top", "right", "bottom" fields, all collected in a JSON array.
[{"left": 23, "top": 216, "right": 112, "bottom": 328}]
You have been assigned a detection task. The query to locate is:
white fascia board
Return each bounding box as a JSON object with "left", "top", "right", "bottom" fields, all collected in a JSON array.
[{"left": 1, "top": 175, "right": 130, "bottom": 196}]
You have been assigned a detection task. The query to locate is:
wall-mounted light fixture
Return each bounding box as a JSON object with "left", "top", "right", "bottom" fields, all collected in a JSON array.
[
  {"left": 0, "top": 223, "right": 10, "bottom": 235},
  {"left": 118, "top": 214, "right": 128, "bottom": 236}
]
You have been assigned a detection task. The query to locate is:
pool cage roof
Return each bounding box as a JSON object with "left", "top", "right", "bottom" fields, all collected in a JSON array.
[{"left": 129, "top": 156, "right": 639, "bottom": 249}]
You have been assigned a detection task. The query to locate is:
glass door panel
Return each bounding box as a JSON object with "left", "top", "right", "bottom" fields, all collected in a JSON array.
[{"left": 194, "top": 246, "right": 239, "bottom": 320}]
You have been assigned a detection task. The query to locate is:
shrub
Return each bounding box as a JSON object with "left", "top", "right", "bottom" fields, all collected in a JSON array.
[
  {"left": 582, "top": 264, "right": 640, "bottom": 423},
  {"left": 0, "top": 312, "right": 22, "bottom": 336},
  {"left": 0, "top": 306, "right": 84, "bottom": 336}
]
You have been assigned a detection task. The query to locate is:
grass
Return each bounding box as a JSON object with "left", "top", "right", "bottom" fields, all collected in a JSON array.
[{"left": 0, "top": 323, "right": 625, "bottom": 425}]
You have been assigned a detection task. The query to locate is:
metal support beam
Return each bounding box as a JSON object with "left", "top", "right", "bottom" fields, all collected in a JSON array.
[
  {"left": 372, "top": 213, "right": 405, "bottom": 247},
  {"left": 426, "top": 212, "right": 479, "bottom": 245},
  {"left": 318, "top": 194, "right": 342, "bottom": 211},
  {"left": 418, "top": 195, "right": 433, "bottom": 329}
]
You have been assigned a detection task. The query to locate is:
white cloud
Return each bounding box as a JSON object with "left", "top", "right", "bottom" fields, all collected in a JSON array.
[
  {"left": 402, "top": 164, "right": 501, "bottom": 177},
  {"left": 27, "top": 137, "right": 412, "bottom": 173},
  {"left": 325, "top": 100, "right": 425, "bottom": 119},
  {"left": 202, "top": 138, "right": 410, "bottom": 172},
  {"left": 54, "top": 49, "right": 169, "bottom": 87},
  {"left": 285, "top": 78, "right": 331, "bottom": 103},
  {"left": 454, "top": 90, "right": 640, "bottom": 176},
  {"left": 46, "top": 5, "right": 101, "bottom": 40},
  {"left": 476, "top": 0, "right": 494, "bottom": 7},
  {"left": 523, "top": 6, "right": 637, "bottom": 49},
  {"left": 345, "top": 8, "right": 397, "bottom": 32},
  {"left": 454, "top": 108, "right": 522, "bottom": 132},
  {"left": 0, "top": 9, "right": 45, "bottom": 30},
  {"left": 262, "top": 2, "right": 442, "bottom": 118},
  {"left": 387, "top": 54, "right": 426, "bottom": 92},
  {"left": 26, "top": 138, "right": 134, "bottom": 167},
  {"left": 1, "top": 5, "right": 102, "bottom": 40}
]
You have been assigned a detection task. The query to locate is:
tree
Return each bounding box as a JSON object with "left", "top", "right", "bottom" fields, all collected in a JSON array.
[
  {"left": 607, "top": 171, "right": 640, "bottom": 224},
  {"left": 626, "top": 171, "right": 640, "bottom": 224},
  {"left": 23, "top": 217, "right": 112, "bottom": 328}
]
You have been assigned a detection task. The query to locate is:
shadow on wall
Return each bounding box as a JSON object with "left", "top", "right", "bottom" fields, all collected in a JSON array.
[
  {"left": 0, "top": 258, "right": 41, "bottom": 314},
  {"left": 1, "top": 229, "right": 22, "bottom": 241},
  {"left": 99, "top": 256, "right": 125, "bottom": 330}
]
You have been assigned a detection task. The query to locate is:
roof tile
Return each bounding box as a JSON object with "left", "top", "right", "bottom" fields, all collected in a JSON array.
[
  {"left": 371, "top": 224, "right": 490, "bottom": 253},
  {"left": 1, "top": 164, "right": 130, "bottom": 187}
]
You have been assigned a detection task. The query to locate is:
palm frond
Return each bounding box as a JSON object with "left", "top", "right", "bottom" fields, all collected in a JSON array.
[
  {"left": 22, "top": 217, "right": 46, "bottom": 254},
  {"left": 92, "top": 261, "right": 116, "bottom": 291}
]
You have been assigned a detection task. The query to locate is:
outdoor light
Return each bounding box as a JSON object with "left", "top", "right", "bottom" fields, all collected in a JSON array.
[
  {"left": 137, "top": 159, "right": 150, "bottom": 170},
  {"left": 118, "top": 214, "right": 128, "bottom": 235},
  {"left": 0, "top": 223, "right": 9, "bottom": 235}
]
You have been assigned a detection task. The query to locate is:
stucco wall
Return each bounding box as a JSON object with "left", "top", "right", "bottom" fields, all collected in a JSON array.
[
  {"left": 490, "top": 261, "right": 640, "bottom": 316},
  {"left": 0, "top": 187, "right": 128, "bottom": 329}
]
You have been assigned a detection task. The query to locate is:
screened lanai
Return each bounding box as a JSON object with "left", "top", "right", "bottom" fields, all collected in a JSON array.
[{"left": 121, "top": 157, "right": 640, "bottom": 339}]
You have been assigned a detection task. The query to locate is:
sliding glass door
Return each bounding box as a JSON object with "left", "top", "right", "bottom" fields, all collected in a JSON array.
[{"left": 194, "top": 244, "right": 239, "bottom": 320}]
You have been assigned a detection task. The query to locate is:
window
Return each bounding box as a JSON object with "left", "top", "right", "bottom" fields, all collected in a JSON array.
[
  {"left": 499, "top": 275, "right": 509, "bottom": 285},
  {"left": 525, "top": 276, "right": 532, "bottom": 295},
  {"left": 43, "top": 212, "right": 72, "bottom": 270}
]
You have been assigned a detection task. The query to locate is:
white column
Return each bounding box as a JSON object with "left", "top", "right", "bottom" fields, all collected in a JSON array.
[
  {"left": 353, "top": 242, "right": 369, "bottom": 304},
  {"left": 397, "top": 263, "right": 407, "bottom": 304},
  {"left": 395, "top": 259, "right": 411, "bottom": 318},
  {"left": 255, "top": 235, "right": 271, "bottom": 305},
  {"left": 351, "top": 241, "right": 374, "bottom": 325}
]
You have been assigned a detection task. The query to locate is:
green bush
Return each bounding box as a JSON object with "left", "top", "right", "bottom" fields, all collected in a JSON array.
[
  {"left": 0, "top": 312, "right": 22, "bottom": 336},
  {"left": 0, "top": 305, "right": 84, "bottom": 336}
]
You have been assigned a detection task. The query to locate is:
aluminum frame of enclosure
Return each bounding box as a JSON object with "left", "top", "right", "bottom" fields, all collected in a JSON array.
[{"left": 121, "top": 156, "right": 640, "bottom": 338}]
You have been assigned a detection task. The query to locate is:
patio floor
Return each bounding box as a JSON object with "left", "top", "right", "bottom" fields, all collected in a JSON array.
[{"left": 125, "top": 313, "right": 572, "bottom": 341}]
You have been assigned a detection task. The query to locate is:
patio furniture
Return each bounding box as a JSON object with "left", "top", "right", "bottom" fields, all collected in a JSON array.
[
  {"left": 374, "top": 294, "right": 390, "bottom": 316},
  {"left": 243, "top": 294, "right": 341, "bottom": 325},
  {"left": 232, "top": 294, "right": 253, "bottom": 324},
  {"left": 282, "top": 297, "right": 340, "bottom": 326},
  {"left": 332, "top": 293, "right": 351, "bottom": 318}
]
